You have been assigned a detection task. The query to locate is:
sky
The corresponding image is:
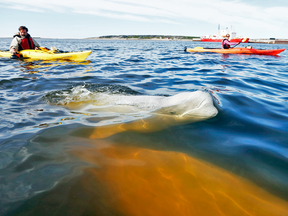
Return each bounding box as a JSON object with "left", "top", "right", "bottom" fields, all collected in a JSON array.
[{"left": 0, "top": 0, "right": 287, "bottom": 39}]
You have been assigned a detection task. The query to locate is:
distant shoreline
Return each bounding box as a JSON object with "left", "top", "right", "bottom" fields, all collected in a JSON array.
[
  {"left": 86, "top": 35, "right": 288, "bottom": 44},
  {"left": 86, "top": 35, "right": 200, "bottom": 41},
  {"left": 1, "top": 36, "right": 288, "bottom": 44},
  {"left": 86, "top": 37, "right": 288, "bottom": 44},
  {"left": 86, "top": 38, "right": 195, "bottom": 41}
]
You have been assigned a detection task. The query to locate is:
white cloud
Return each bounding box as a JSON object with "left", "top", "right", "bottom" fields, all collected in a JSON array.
[
  {"left": 1, "top": 0, "right": 287, "bottom": 23},
  {"left": 155, "top": 19, "right": 182, "bottom": 25},
  {"left": 74, "top": 9, "right": 150, "bottom": 22},
  {"left": 16, "top": 5, "right": 43, "bottom": 12},
  {"left": 1, "top": 0, "right": 287, "bottom": 37},
  {"left": 0, "top": 2, "right": 44, "bottom": 12}
]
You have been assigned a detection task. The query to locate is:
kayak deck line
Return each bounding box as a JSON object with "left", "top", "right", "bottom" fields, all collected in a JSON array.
[{"left": 185, "top": 47, "right": 286, "bottom": 55}]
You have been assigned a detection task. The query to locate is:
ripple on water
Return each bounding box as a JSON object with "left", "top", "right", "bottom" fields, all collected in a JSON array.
[{"left": 1, "top": 39, "right": 288, "bottom": 215}]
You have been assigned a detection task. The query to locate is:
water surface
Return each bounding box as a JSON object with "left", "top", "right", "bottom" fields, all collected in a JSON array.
[{"left": 1, "top": 39, "right": 288, "bottom": 215}]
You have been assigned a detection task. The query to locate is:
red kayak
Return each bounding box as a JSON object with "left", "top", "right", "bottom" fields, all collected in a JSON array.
[{"left": 185, "top": 47, "right": 286, "bottom": 55}]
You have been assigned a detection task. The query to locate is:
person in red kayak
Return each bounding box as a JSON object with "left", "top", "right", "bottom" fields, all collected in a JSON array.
[
  {"left": 10, "top": 26, "right": 40, "bottom": 54},
  {"left": 222, "top": 34, "right": 240, "bottom": 49}
]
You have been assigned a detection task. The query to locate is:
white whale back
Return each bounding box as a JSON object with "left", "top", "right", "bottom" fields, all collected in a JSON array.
[
  {"left": 105, "top": 91, "right": 218, "bottom": 119},
  {"left": 66, "top": 90, "right": 218, "bottom": 122}
]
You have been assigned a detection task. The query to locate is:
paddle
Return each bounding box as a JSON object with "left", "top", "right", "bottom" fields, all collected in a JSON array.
[
  {"left": 232, "top": 42, "right": 241, "bottom": 48},
  {"left": 10, "top": 53, "right": 23, "bottom": 59},
  {"left": 39, "top": 47, "right": 65, "bottom": 53},
  {"left": 185, "top": 46, "right": 205, "bottom": 52},
  {"left": 10, "top": 47, "right": 53, "bottom": 59},
  {"left": 39, "top": 47, "right": 58, "bottom": 53},
  {"left": 39, "top": 47, "right": 50, "bottom": 51},
  {"left": 10, "top": 47, "right": 58, "bottom": 59},
  {"left": 232, "top": 38, "right": 247, "bottom": 48}
]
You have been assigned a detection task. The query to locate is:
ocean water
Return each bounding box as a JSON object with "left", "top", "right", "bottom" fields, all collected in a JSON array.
[{"left": 0, "top": 38, "right": 288, "bottom": 216}]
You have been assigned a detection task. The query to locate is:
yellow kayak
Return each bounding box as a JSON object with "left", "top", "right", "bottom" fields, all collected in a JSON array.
[{"left": 0, "top": 49, "right": 92, "bottom": 61}]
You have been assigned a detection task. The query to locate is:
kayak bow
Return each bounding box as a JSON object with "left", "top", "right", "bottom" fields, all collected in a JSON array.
[
  {"left": 0, "top": 49, "right": 92, "bottom": 61},
  {"left": 185, "top": 47, "right": 286, "bottom": 56}
]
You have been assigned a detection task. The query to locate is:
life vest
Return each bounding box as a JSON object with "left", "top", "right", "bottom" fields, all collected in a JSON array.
[
  {"left": 222, "top": 39, "right": 230, "bottom": 49},
  {"left": 20, "top": 34, "right": 35, "bottom": 50},
  {"left": 14, "top": 34, "right": 35, "bottom": 50}
]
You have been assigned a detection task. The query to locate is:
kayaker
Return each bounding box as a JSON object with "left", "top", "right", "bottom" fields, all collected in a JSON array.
[
  {"left": 222, "top": 34, "right": 240, "bottom": 49},
  {"left": 10, "top": 26, "right": 40, "bottom": 54}
]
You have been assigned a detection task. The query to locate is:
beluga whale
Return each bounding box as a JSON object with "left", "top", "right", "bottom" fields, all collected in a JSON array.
[{"left": 46, "top": 86, "right": 218, "bottom": 138}]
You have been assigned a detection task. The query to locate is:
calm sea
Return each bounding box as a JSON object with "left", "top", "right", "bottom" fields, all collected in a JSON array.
[{"left": 1, "top": 39, "right": 288, "bottom": 216}]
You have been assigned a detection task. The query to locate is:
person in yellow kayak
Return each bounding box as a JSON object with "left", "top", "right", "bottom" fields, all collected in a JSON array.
[
  {"left": 222, "top": 34, "right": 240, "bottom": 49},
  {"left": 10, "top": 26, "right": 40, "bottom": 54}
]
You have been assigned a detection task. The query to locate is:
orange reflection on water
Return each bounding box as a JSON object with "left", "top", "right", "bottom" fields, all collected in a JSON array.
[
  {"left": 75, "top": 144, "right": 288, "bottom": 216},
  {"left": 89, "top": 116, "right": 204, "bottom": 139},
  {"left": 18, "top": 59, "right": 91, "bottom": 74},
  {"left": 89, "top": 118, "right": 155, "bottom": 139}
]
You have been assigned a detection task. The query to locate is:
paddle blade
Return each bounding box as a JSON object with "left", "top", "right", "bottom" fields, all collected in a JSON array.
[
  {"left": 39, "top": 47, "right": 50, "bottom": 51},
  {"left": 39, "top": 47, "right": 57, "bottom": 53},
  {"left": 10, "top": 53, "right": 23, "bottom": 59},
  {"left": 242, "top": 38, "right": 248, "bottom": 43},
  {"left": 50, "top": 47, "right": 57, "bottom": 52}
]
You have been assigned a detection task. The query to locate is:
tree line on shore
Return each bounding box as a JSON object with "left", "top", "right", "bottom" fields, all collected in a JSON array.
[{"left": 90, "top": 35, "right": 200, "bottom": 40}]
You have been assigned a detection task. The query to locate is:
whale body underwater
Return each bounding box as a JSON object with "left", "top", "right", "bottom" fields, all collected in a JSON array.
[
  {"left": 50, "top": 89, "right": 218, "bottom": 138},
  {"left": 60, "top": 89, "right": 218, "bottom": 122}
]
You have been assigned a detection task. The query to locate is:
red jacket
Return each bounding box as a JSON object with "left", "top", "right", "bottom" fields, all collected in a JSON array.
[
  {"left": 13, "top": 34, "right": 36, "bottom": 50},
  {"left": 19, "top": 34, "right": 35, "bottom": 50}
]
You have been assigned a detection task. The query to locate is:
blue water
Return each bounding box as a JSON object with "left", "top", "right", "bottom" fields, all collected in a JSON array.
[{"left": 0, "top": 39, "right": 288, "bottom": 215}]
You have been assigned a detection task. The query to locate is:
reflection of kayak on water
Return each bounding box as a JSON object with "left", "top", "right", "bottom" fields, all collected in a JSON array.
[
  {"left": 0, "top": 47, "right": 92, "bottom": 61},
  {"left": 185, "top": 46, "right": 286, "bottom": 55}
]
